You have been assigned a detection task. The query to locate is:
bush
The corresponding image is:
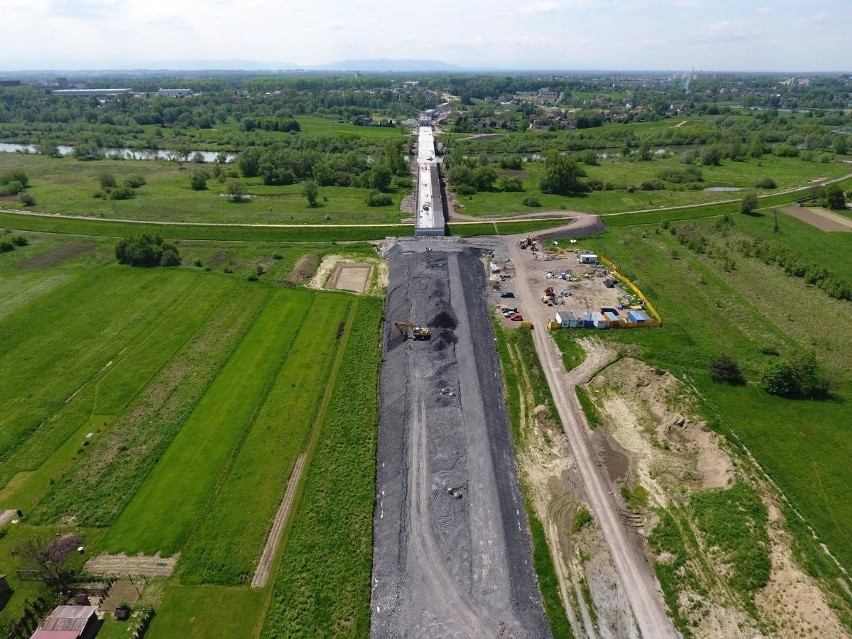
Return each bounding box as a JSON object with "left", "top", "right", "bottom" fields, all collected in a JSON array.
[
  {"left": 497, "top": 177, "right": 524, "bottom": 192},
  {"left": 657, "top": 166, "right": 703, "bottom": 184},
  {"left": 365, "top": 191, "right": 393, "bottom": 207},
  {"left": 709, "top": 354, "right": 744, "bottom": 384},
  {"left": 125, "top": 175, "right": 147, "bottom": 188},
  {"left": 499, "top": 155, "right": 523, "bottom": 170},
  {"left": 0, "top": 240, "right": 14, "bottom": 253},
  {"left": 0, "top": 180, "right": 25, "bottom": 196},
  {"left": 522, "top": 196, "right": 541, "bottom": 207},
  {"left": 755, "top": 176, "right": 777, "bottom": 189},
  {"left": 0, "top": 170, "right": 29, "bottom": 188},
  {"left": 18, "top": 191, "right": 36, "bottom": 206},
  {"left": 11, "top": 235, "right": 28, "bottom": 247},
  {"left": 639, "top": 179, "right": 665, "bottom": 191},
  {"left": 109, "top": 183, "right": 135, "bottom": 200},
  {"left": 740, "top": 191, "right": 759, "bottom": 214},
  {"left": 99, "top": 172, "right": 117, "bottom": 190},
  {"left": 190, "top": 170, "right": 208, "bottom": 191}
]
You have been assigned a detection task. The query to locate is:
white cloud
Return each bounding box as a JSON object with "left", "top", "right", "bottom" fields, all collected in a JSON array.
[
  {"left": 321, "top": 20, "right": 344, "bottom": 31},
  {"left": 520, "top": 2, "right": 558, "bottom": 14}
]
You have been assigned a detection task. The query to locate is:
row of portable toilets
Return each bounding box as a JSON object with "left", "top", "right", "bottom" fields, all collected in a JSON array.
[{"left": 549, "top": 308, "right": 653, "bottom": 330}]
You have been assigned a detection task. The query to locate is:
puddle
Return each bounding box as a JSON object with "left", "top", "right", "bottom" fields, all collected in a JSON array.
[{"left": 599, "top": 434, "right": 629, "bottom": 482}]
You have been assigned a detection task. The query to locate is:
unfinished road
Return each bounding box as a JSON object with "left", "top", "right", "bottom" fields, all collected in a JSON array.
[
  {"left": 507, "top": 238, "right": 679, "bottom": 639},
  {"left": 371, "top": 240, "right": 551, "bottom": 639}
]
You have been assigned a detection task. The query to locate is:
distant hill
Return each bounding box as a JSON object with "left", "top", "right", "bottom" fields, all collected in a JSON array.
[{"left": 317, "top": 58, "right": 462, "bottom": 72}]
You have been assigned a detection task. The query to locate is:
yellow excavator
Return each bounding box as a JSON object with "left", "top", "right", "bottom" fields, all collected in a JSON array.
[{"left": 394, "top": 321, "right": 431, "bottom": 340}]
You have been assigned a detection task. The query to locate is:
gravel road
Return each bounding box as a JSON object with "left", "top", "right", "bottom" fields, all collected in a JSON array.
[
  {"left": 371, "top": 239, "right": 551, "bottom": 639},
  {"left": 506, "top": 238, "right": 679, "bottom": 639}
]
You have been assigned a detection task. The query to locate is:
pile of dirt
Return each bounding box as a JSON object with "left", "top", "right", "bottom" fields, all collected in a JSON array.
[{"left": 428, "top": 310, "right": 457, "bottom": 329}]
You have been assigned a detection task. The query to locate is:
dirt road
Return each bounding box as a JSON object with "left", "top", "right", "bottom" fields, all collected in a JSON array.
[{"left": 507, "top": 238, "right": 679, "bottom": 639}]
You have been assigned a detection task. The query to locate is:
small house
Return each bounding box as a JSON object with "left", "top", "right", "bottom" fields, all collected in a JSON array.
[
  {"left": 591, "top": 312, "right": 608, "bottom": 329},
  {"left": 31, "top": 605, "right": 98, "bottom": 639},
  {"left": 603, "top": 311, "right": 620, "bottom": 326},
  {"left": 578, "top": 252, "right": 598, "bottom": 265},
  {"left": 582, "top": 312, "right": 593, "bottom": 328}
]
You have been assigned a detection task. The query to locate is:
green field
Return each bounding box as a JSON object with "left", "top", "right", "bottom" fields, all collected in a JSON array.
[
  {"left": 0, "top": 154, "right": 410, "bottom": 225},
  {"left": 0, "top": 234, "right": 383, "bottom": 636},
  {"left": 147, "top": 586, "right": 266, "bottom": 638},
  {"left": 553, "top": 217, "right": 852, "bottom": 577},
  {"left": 261, "top": 297, "right": 382, "bottom": 638},
  {"left": 178, "top": 296, "right": 350, "bottom": 584},
  {"left": 450, "top": 155, "right": 850, "bottom": 218}
]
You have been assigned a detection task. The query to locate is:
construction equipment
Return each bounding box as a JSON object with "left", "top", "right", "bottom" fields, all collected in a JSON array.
[
  {"left": 394, "top": 321, "right": 431, "bottom": 340},
  {"left": 517, "top": 236, "right": 535, "bottom": 249}
]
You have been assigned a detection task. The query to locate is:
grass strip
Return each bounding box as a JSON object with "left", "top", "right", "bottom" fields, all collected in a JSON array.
[
  {"left": 178, "top": 295, "right": 350, "bottom": 585},
  {"left": 102, "top": 291, "right": 311, "bottom": 554},
  {"left": 260, "top": 297, "right": 381, "bottom": 639}
]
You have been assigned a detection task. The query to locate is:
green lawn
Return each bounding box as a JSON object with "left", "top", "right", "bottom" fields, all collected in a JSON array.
[
  {"left": 100, "top": 291, "right": 318, "bottom": 555},
  {"left": 178, "top": 295, "right": 351, "bottom": 585},
  {"left": 146, "top": 586, "right": 266, "bottom": 639},
  {"left": 296, "top": 115, "right": 408, "bottom": 140}
]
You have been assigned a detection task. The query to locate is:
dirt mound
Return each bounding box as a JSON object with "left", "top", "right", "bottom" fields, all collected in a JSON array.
[{"left": 429, "top": 310, "right": 457, "bottom": 329}]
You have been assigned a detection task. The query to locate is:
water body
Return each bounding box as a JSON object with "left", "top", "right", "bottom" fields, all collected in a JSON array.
[
  {"left": 704, "top": 186, "right": 743, "bottom": 192},
  {"left": 0, "top": 142, "right": 235, "bottom": 163}
]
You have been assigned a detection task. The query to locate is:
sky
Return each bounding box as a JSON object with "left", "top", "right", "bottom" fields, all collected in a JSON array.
[{"left": 0, "top": 0, "right": 849, "bottom": 72}]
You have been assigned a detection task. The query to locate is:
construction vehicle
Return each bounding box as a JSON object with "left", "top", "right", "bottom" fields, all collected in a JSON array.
[
  {"left": 394, "top": 321, "right": 431, "bottom": 340},
  {"left": 517, "top": 236, "right": 535, "bottom": 249}
]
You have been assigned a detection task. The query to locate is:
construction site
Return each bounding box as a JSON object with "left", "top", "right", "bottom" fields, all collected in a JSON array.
[
  {"left": 371, "top": 239, "right": 552, "bottom": 638},
  {"left": 489, "top": 238, "right": 660, "bottom": 332}
]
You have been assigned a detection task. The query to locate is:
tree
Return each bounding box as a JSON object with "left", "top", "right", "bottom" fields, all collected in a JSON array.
[
  {"left": 15, "top": 533, "right": 82, "bottom": 591},
  {"left": 303, "top": 180, "right": 319, "bottom": 207},
  {"left": 761, "top": 352, "right": 827, "bottom": 399},
  {"left": 823, "top": 183, "right": 846, "bottom": 210},
  {"left": 190, "top": 170, "right": 208, "bottom": 191},
  {"left": 225, "top": 179, "right": 246, "bottom": 202},
  {"left": 115, "top": 234, "right": 180, "bottom": 267},
  {"left": 740, "top": 190, "right": 759, "bottom": 214},
  {"left": 370, "top": 163, "right": 392, "bottom": 192},
  {"left": 700, "top": 145, "right": 722, "bottom": 166},
  {"left": 540, "top": 150, "right": 586, "bottom": 195},
  {"left": 709, "top": 354, "right": 744, "bottom": 384}
]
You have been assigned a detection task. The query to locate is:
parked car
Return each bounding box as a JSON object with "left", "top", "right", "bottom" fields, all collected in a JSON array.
[
  {"left": 510, "top": 313, "right": 524, "bottom": 321},
  {"left": 500, "top": 292, "right": 515, "bottom": 298}
]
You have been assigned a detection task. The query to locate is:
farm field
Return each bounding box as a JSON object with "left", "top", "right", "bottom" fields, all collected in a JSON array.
[
  {"left": 552, "top": 215, "right": 852, "bottom": 576},
  {"left": 0, "top": 231, "right": 383, "bottom": 637}
]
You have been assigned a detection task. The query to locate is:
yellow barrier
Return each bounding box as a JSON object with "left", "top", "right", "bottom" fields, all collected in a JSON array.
[{"left": 597, "top": 255, "right": 662, "bottom": 327}]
